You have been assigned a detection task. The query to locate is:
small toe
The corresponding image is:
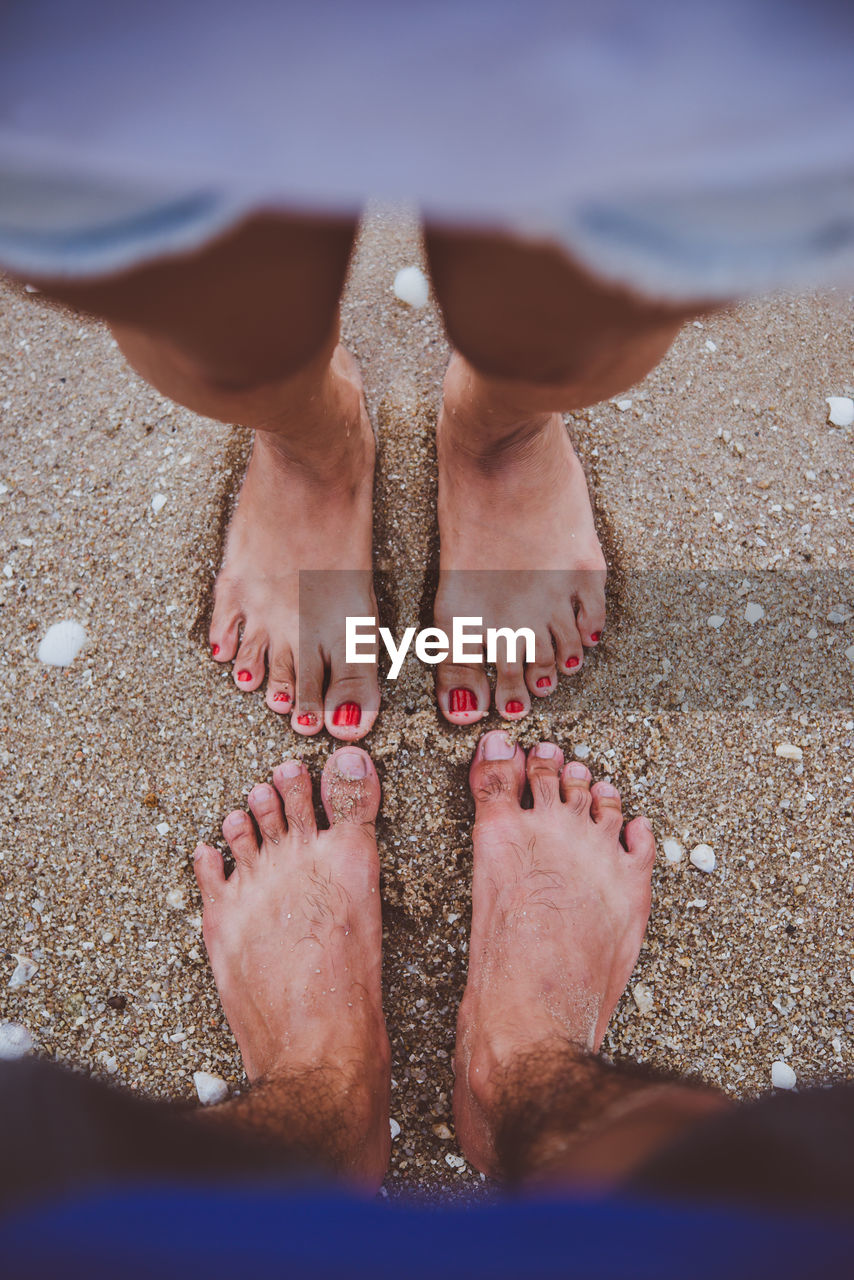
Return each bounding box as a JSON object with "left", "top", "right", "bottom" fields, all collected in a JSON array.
[
  {"left": 551, "top": 614, "right": 584, "bottom": 676},
  {"left": 273, "top": 759, "right": 317, "bottom": 838},
  {"left": 321, "top": 747, "right": 381, "bottom": 827},
  {"left": 469, "top": 731, "right": 526, "bottom": 811},
  {"left": 623, "top": 815, "right": 656, "bottom": 869},
  {"left": 266, "top": 646, "right": 295, "bottom": 715},
  {"left": 495, "top": 662, "right": 530, "bottom": 721},
  {"left": 436, "top": 663, "right": 490, "bottom": 726},
  {"left": 193, "top": 843, "right": 226, "bottom": 897},
  {"left": 247, "top": 782, "right": 287, "bottom": 848},
  {"left": 559, "top": 761, "right": 593, "bottom": 816},
  {"left": 222, "top": 809, "right": 260, "bottom": 870},
  {"left": 575, "top": 573, "right": 607, "bottom": 647},
  {"left": 232, "top": 632, "right": 267, "bottom": 691},
  {"left": 324, "top": 651, "right": 380, "bottom": 741},
  {"left": 526, "top": 741, "right": 565, "bottom": 807},
  {"left": 590, "top": 781, "right": 623, "bottom": 833}
]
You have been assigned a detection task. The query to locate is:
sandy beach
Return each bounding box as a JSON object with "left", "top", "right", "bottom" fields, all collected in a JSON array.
[{"left": 1, "top": 207, "right": 852, "bottom": 1194}]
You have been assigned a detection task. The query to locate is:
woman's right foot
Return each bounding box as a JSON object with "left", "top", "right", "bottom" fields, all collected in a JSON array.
[
  {"left": 454, "top": 730, "right": 656, "bottom": 1177},
  {"left": 209, "top": 344, "right": 379, "bottom": 740}
]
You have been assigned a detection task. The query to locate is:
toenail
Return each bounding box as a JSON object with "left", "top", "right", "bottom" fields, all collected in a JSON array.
[
  {"left": 565, "top": 762, "right": 589, "bottom": 779},
  {"left": 536, "top": 676, "right": 551, "bottom": 688},
  {"left": 252, "top": 783, "right": 275, "bottom": 803},
  {"left": 450, "top": 688, "right": 478, "bottom": 715},
  {"left": 336, "top": 748, "right": 367, "bottom": 779},
  {"left": 236, "top": 669, "right": 252, "bottom": 682},
  {"left": 272, "top": 690, "right": 291, "bottom": 703},
  {"left": 279, "top": 759, "right": 301, "bottom": 777},
  {"left": 597, "top": 782, "right": 620, "bottom": 798},
  {"left": 483, "top": 732, "right": 515, "bottom": 760},
  {"left": 533, "top": 742, "right": 559, "bottom": 759},
  {"left": 566, "top": 656, "right": 580, "bottom": 669},
  {"left": 590, "top": 632, "right": 602, "bottom": 643},
  {"left": 296, "top": 713, "right": 317, "bottom": 726},
  {"left": 211, "top": 643, "right": 220, "bottom": 656},
  {"left": 333, "top": 702, "right": 361, "bottom": 727},
  {"left": 505, "top": 700, "right": 524, "bottom": 714}
]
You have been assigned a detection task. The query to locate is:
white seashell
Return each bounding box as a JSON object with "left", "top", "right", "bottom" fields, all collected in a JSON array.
[
  {"left": 707, "top": 615, "right": 726, "bottom": 629},
  {"left": 705, "top": 339, "right": 717, "bottom": 352},
  {"left": 662, "top": 839, "right": 684, "bottom": 864},
  {"left": 156, "top": 822, "right": 170, "bottom": 837},
  {"left": 0, "top": 1022, "right": 34, "bottom": 1059},
  {"left": 193, "top": 1071, "right": 228, "bottom": 1105},
  {"left": 166, "top": 888, "right": 185, "bottom": 909},
  {"left": 392, "top": 266, "right": 429, "bottom": 308},
  {"left": 775, "top": 743, "right": 803, "bottom": 761},
  {"left": 632, "top": 982, "right": 654, "bottom": 1015},
  {"left": 771, "top": 1060, "right": 797, "bottom": 1090},
  {"left": 744, "top": 602, "right": 765, "bottom": 624},
  {"left": 573, "top": 743, "right": 591, "bottom": 759},
  {"left": 826, "top": 396, "right": 854, "bottom": 428},
  {"left": 445, "top": 1153, "right": 466, "bottom": 1171},
  {"left": 846, "top": 646, "right": 854, "bottom": 664},
  {"left": 37, "top": 620, "right": 87, "bottom": 667},
  {"left": 8, "top": 954, "right": 38, "bottom": 989},
  {"left": 151, "top": 493, "right": 167, "bottom": 514},
  {"left": 389, "top": 1118, "right": 401, "bottom": 1140},
  {"left": 690, "top": 844, "right": 716, "bottom": 873},
  {"left": 615, "top": 398, "right": 633, "bottom": 412}
]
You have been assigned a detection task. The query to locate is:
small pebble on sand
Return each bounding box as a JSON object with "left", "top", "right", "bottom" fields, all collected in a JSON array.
[
  {"left": 662, "top": 839, "right": 684, "bottom": 863},
  {"left": 445, "top": 1153, "right": 466, "bottom": 1171},
  {"left": 632, "top": 982, "right": 654, "bottom": 1015},
  {"left": 389, "top": 1118, "right": 401, "bottom": 1140},
  {"left": 0, "top": 1022, "right": 34, "bottom": 1059},
  {"left": 744, "top": 602, "right": 765, "bottom": 624},
  {"left": 615, "top": 398, "right": 633, "bottom": 412},
  {"left": 166, "top": 888, "right": 185, "bottom": 909},
  {"left": 826, "top": 396, "right": 854, "bottom": 428},
  {"left": 775, "top": 743, "right": 803, "bottom": 761},
  {"left": 193, "top": 1071, "right": 229, "bottom": 1105},
  {"left": 151, "top": 493, "right": 167, "bottom": 514},
  {"left": 771, "top": 1060, "right": 797, "bottom": 1090},
  {"left": 156, "top": 822, "right": 170, "bottom": 836},
  {"left": 707, "top": 615, "right": 726, "bottom": 629},
  {"left": 573, "top": 744, "right": 591, "bottom": 759},
  {"left": 37, "top": 619, "right": 87, "bottom": 667},
  {"left": 8, "top": 955, "right": 37, "bottom": 989},
  {"left": 392, "top": 266, "right": 429, "bottom": 308},
  {"left": 846, "top": 645, "right": 854, "bottom": 664},
  {"left": 690, "top": 844, "right": 716, "bottom": 873}
]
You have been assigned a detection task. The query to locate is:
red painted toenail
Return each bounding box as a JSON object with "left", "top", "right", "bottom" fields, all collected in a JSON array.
[
  {"left": 297, "top": 713, "right": 317, "bottom": 726},
  {"left": 449, "top": 688, "right": 478, "bottom": 715},
  {"left": 505, "top": 700, "right": 524, "bottom": 714},
  {"left": 333, "top": 702, "right": 361, "bottom": 727},
  {"left": 590, "top": 632, "right": 601, "bottom": 643},
  {"left": 211, "top": 643, "right": 220, "bottom": 656},
  {"left": 272, "top": 691, "right": 291, "bottom": 703},
  {"left": 236, "top": 669, "right": 252, "bottom": 682},
  {"left": 566, "top": 656, "right": 580, "bottom": 669},
  {"left": 536, "top": 676, "right": 551, "bottom": 688}
]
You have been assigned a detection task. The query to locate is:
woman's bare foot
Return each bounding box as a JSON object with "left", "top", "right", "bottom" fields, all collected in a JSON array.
[
  {"left": 435, "top": 354, "right": 606, "bottom": 725},
  {"left": 193, "top": 746, "right": 391, "bottom": 1186},
  {"left": 453, "top": 730, "right": 655, "bottom": 1177},
  {"left": 209, "top": 345, "right": 379, "bottom": 740}
]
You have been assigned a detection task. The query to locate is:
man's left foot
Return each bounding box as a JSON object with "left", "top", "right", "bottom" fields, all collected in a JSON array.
[
  {"left": 193, "top": 747, "right": 390, "bottom": 1185},
  {"left": 435, "top": 354, "right": 606, "bottom": 725}
]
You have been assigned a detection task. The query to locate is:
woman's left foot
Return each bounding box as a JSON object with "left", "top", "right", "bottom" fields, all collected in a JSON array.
[{"left": 435, "top": 354, "right": 606, "bottom": 725}]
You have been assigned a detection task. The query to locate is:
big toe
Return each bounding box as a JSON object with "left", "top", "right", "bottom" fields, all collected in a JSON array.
[
  {"left": 321, "top": 747, "right": 381, "bottom": 827},
  {"left": 436, "top": 663, "right": 490, "bottom": 727},
  {"left": 324, "top": 652, "right": 380, "bottom": 741},
  {"left": 469, "top": 730, "right": 526, "bottom": 812}
]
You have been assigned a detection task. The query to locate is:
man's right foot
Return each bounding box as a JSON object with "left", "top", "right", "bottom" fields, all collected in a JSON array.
[
  {"left": 193, "top": 747, "right": 391, "bottom": 1187},
  {"left": 454, "top": 730, "right": 656, "bottom": 1177},
  {"left": 208, "top": 344, "right": 379, "bottom": 740}
]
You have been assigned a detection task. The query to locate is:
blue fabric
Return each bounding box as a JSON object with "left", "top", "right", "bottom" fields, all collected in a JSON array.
[{"left": 0, "top": 1183, "right": 851, "bottom": 1280}]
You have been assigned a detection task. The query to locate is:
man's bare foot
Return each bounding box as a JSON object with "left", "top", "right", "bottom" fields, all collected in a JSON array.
[
  {"left": 453, "top": 730, "right": 655, "bottom": 1177},
  {"left": 193, "top": 746, "right": 391, "bottom": 1187},
  {"left": 435, "top": 354, "right": 606, "bottom": 725},
  {"left": 209, "top": 345, "right": 379, "bottom": 740}
]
